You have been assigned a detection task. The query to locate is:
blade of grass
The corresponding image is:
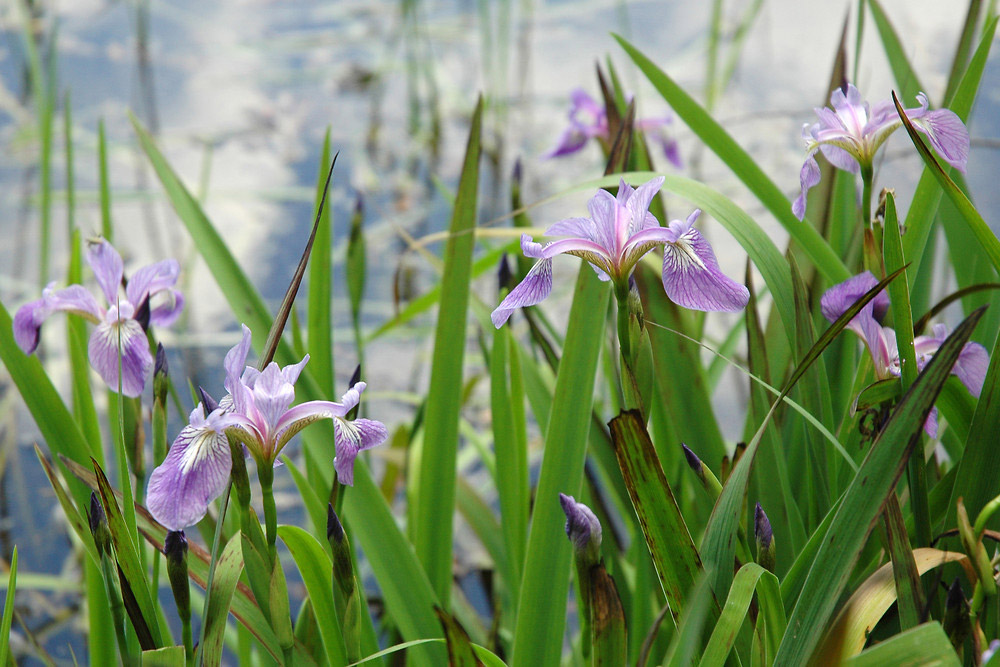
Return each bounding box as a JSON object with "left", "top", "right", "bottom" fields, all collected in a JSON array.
[
  {"left": 307, "top": 129, "right": 335, "bottom": 396},
  {"left": 698, "top": 563, "right": 784, "bottom": 666},
  {"left": 0, "top": 547, "right": 16, "bottom": 667},
  {"left": 775, "top": 307, "right": 986, "bottom": 663},
  {"left": 701, "top": 269, "right": 906, "bottom": 599},
  {"left": 609, "top": 410, "right": 706, "bottom": 627},
  {"left": 899, "top": 16, "right": 997, "bottom": 281},
  {"left": 893, "top": 90, "right": 1000, "bottom": 275},
  {"left": 511, "top": 266, "right": 610, "bottom": 667},
  {"left": 844, "top": 622, "right": 960, "bottom": 666},
  {"left": 198, "top": 535, "right": 244, "bottom": 666},
  {"left": 413, "top": 96, "right": 483, "bottom": 604},
  {"left": 279, "top": 526, "right": 348, "bottom": 667}
]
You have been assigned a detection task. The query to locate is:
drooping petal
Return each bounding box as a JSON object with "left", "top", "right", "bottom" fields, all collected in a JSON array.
[
  {"left": 271, "top": 382, "right": 366, "bottom": 453},
  {"left": 146, "top": 405, "right": 234, "bottom": 531},
  {"left": 148, "top": 290, "right": 185, "bottom": 327},
  {"left": 910, "top": 107, "right": 970, "bottom": 173},
  {"left": 819, "top": 271, "right": 890, "bottom": 324},
  {"left": 661, "top": 228, "right": 749, "bottom": 312},
  {"left": 818, "top": 144, "right": 862, "bottom": 173},
  {"left": 861, "top": 319, "right": 897, "bottom": 379},
  {"left": 86, "top": 239, "right": 124, "bottom": 305},
  {"left": 88, "top": 306, "right": 153, "bottom": 397},
  {"left": 792, "top": 152, "right": 822, "bottom": 220},
  {"left": 333, "top": 417, "right": 388, "bottom": 486},
  {"left": 13, "top": 284, "right": 103, "bottom": 354},
  {"left": 491, "top": 258, "right": 553, "bottom": 328}
]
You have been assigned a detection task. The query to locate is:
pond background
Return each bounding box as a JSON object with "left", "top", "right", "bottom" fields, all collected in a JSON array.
[{"left": 0, "top": 0, "right": 997, "bottom": 661}]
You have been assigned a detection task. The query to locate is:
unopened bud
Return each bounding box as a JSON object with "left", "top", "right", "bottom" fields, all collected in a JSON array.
[
  {"left": 164, "top": 530, "right": 190, "bottom": 624},
  {"left": 326, "top": 504, "right": 345, "bottom": 545},
  {"left": 681, "top": 444, "right": 702, "bottom": 475},
  {"left": 559, "top": 493, "right": 602, "bottom": 563},
  {"left": 327, "top": 504, "right": 355, "bottom": 600},
  {"left": 498, "top": 255, "right": 513, "bottom": 293},
  {"left": 89, "top": 492, "right": 112, "bottom": 558},
  {"left": 198, "top": 387, "right": 220, "bottom": 414},
  {"left": 754, "top": 502, "right": 775, "bottom": 573},
  {"left": 134, "top": 297, "right": 151, "bottom": 331},
  {"left": 154, "top": 344, "right": 169, "bottom": 403}
]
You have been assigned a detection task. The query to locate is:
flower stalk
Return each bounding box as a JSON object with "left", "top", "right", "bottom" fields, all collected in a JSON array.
[{"left": 164, "top": 530, "right": 193, "bottom": 663}]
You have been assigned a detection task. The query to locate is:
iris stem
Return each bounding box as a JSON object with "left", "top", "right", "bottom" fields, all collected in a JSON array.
[
  {"left": 861, "top": 164, "right": 874, "bottom": 228},
  {"left": 259, "top": 463, "right": 278, "bottom": 564}
]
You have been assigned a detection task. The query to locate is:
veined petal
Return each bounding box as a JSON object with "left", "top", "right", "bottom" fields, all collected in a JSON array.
[
  {"left": 625, "top": 177, "right": 665, "bottom": 237},
  {"left": 126, "top": 259, "right": 180, "bottom": 306},
  {"left": 661, "top": 228, "right": 749, "bottom": 312},
  {"left": 793, "top": 153, "right": 822, "bottom": 220},
  {"left": 271, "top": 382, "right": 367, "bottom": 452},
  {"left": 146, "top": 405, "right": 234, "bottom": 531},
  {"left": 13, "top": 284, "right": 103, "bottom": 354},
  {"left": 86, "top": 239, "right": 124, "bottom": 305},
  {"left": 88, "top": 310, "right": 153, "bottom": 397},
  {"left": 333, "top": 418, "right": 388, "bottom": 486},
  {"left": 586, "top": 189, "right": 618, "bottom": 252},
  {"left": 492, "top": 258, "right": 553, "bottom": 328},
  {"left": 251, "top": 363, "right": 296, "bottom": 435},
  {"left": 910, "top": 108, "right": 970, "bottom": 173},
  {"left": 818, "top": 144, "right": 861, "bottom": 173}
]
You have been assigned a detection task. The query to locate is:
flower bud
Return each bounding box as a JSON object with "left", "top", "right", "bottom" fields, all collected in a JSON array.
[
  {"left": 153, "top": 344, "right": 169, "bottom": 404},
  {"left": 89, "top": 492, "right": 112, "bottom": 558},
  {"left": 681, "top": 443, "right": 702, "bottom": 476},
  {"left": 559, "top": 493, "right": 602, "bottom": 562},
  {"left": 754, "top": 502, "right": 775, "bottom": 573},
  {"left": 197, "top": 387, "right": 220, "bottom": 414},
  {"left": 164, "top": 530, "right": 190, "bottom": 624},
  {"left": 327, "top": 504, "right": 355, "bottom": 600},
  {"left": 498, "top": 255, "right": 513, "bottom": 294}
]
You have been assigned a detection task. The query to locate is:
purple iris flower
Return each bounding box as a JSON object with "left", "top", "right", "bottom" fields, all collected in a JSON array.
[
  {"left": 13, "top": 239, "right": 183, "bottom": 397},
  {"left": 146, "top": 325, "right": 388, "bottom": 531},
  {"left": 545, "top": 88, "right": 682, "bottom": 168},
  {"left": 491, "top": 177, "right": 749, "bottom": 327},
  {"left": 821, "top": 272, "right": 988, "bottom": 436},
  {"left": 793, "top": 83, "right": 970, "bottom": 220}
]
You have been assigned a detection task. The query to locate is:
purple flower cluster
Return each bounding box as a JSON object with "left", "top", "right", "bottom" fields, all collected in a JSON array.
[
  {"left": 14, "top": 239, "right": 183, "bottom": 397},
  {"left": 821, "top": 272, "right": 988, "bottom": 436},
  {"left": 146, "top": 325, "right": 387, "bottom": 531}
]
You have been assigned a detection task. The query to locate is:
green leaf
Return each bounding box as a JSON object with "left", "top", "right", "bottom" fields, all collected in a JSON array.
[
  {"left": 279, "top": 526, "right": 348, "bottom": 667},
  {"left": 702, "top": 269, "right": 906, "bottom": 600},
  {"left": 949, "top": 320, "right": 1000, "bottom": 529},
  {"left": 141, "top": 646, "right": 186, "bottom": 666},
  {"left": 900, "top": 15, "right": 998, "bottom": 280},
  {"left": 865, "top": 0, "right": 924, "bottom": 101},
  {"left": 413, "top": 96, "right": 483, "bottom": 604},
  {"left": 699, "top": 563, "right": 784, "bottom": 666},
  {"left": 613, "top": 34, "right": 850, "bottom": 285},
  {"left": 349, "top": 638, "right": 507, "bottom": 667},
  {"left": 510, "top": 266, "right": 610, "bottom": 667},
  {"left": 435, "top": 607, "right": 480, "bottom": 667},
  {"left": 307, "top": 130, "right": 335, "bottom": 396},
  {"left": 591, "top": 564, "right": 627, "bottom": 666},
  {"left": 608, "top": 410, "right": 705, "bottom": 626},
  {"left": 0, "top": 547, "right": 16, "bottom": 667},
  {"left": 199, "top": 535, "right": 245, "bottom": 667},
  {"left": 775, "top": 307, "right": 986, "bottom": 663},
  {"left": 490, "top": 321, "right": 528, "bottom": 595},
  {"left": 844, "top": 622, "right": 960, "bottom": 666},
  {"left": 92, "top": 461, "right": 162, "bottom": 648}
]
